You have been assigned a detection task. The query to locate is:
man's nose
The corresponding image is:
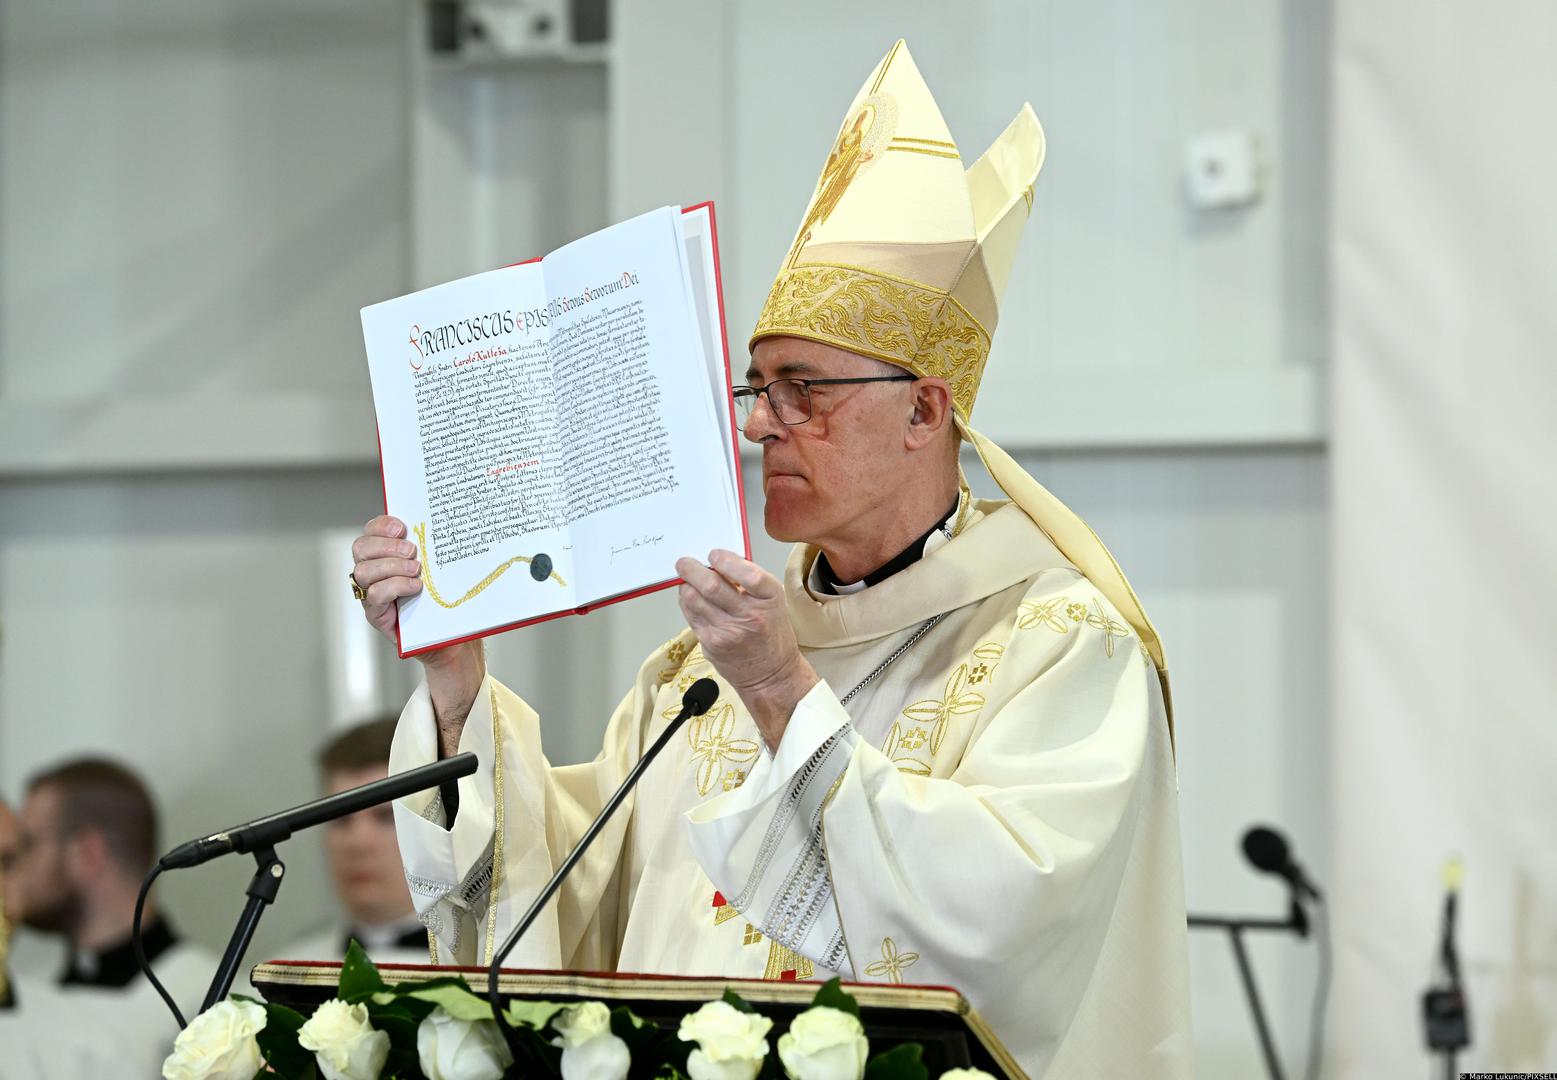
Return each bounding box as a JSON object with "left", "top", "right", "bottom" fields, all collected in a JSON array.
[{"left": 741, "top": 390, "right": 786, "bottom": 443}]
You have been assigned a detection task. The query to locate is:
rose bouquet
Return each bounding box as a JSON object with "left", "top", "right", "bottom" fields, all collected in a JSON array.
[{"left": 162, "top": 941, "right": 997, "bottom": 1080}]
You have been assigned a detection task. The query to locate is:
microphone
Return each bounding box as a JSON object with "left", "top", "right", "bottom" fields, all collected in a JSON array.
[
  {"left": 1422, "top": 855, "right": 1470, "bottom": 1058},
  {"left": 161, "top": 753, "right": 478, "bottom": 869},
  {"left": 486, "top": 678, "right": 720, "bottom": 1034},
  {"left": 1242, "top": 825, "right": 1323, "bottom": 901}
]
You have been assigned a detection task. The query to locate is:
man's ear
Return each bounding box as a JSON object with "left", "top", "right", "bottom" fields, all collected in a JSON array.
[
  {"left": 63, "top": 828, "right": 109, "bottom": 882},
  {"left": 905, "top": 378, "right": 954, "bottom": 450}
]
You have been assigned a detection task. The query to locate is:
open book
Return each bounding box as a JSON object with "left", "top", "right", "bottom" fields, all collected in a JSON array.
[{"left": 361, "top": 203, "right": 748, "bottom": 657}]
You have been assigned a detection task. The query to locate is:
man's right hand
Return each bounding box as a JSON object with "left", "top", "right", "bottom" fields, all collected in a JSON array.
[{"left": 353, "top": 515, "right": 486, "bottom": 756}]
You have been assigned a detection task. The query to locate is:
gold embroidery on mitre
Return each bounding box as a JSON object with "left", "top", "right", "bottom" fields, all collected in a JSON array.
[
  {"left": 752, "top": 262, "right": 991, "bottom": 420},
  {"left": 784, "top": 93, "right": 899, "bottom": 271}
]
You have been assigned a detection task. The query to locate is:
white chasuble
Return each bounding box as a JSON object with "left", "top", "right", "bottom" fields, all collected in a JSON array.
[{"left": 389, "top": 500, "right": 1192, "bottom": 1076}]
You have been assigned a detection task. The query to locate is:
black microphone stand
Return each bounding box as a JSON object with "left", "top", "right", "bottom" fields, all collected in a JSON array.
[
  {"left": 486, "top": 679, "right": 719, "bottom": 1052},
  {"left": 203, "top": 846, "right": 287, "bottom": 1012},
  {"left": 139, "top": 752, "right": 479, "bottom": 1025},
  {"left": 1188, "top": 900, "right": 1310, "bottom": 1080}
]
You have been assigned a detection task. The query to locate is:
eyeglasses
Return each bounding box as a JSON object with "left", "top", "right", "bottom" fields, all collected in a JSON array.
[{"left": 732, "top": 375, "right": 915, "bottom": 430}]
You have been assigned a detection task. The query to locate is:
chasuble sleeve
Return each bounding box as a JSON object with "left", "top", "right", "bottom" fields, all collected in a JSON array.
[
  {"left": 684, "top": 572, "right": 1189, "bottom": 1073},
  {"left": 389, "top": 644, "right": 674, "bottom": 969}
]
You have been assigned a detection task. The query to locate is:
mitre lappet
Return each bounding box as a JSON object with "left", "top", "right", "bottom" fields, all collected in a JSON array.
[{"left": 751, "top": 38, "right": 1172, "bottom": 727}]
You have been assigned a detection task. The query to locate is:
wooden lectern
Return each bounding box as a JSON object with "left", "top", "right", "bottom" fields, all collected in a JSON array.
[{"left": 251, "top": 961, "right": 1025, "bottom": 1078}]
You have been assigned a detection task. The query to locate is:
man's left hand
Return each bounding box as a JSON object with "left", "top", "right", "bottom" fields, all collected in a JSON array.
[{"left": 675, "top": 550, "right": 818, "bottom": 750}]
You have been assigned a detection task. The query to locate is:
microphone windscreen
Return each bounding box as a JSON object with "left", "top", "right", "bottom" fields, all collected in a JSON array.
[
  {"left": 1242, "top": 825, "right": 1290, "bottom": 873},
  {"left": 683, "top": 678, "right": 720, "bottom": 717}
]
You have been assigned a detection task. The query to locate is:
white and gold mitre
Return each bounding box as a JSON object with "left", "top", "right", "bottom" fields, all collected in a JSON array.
[
  {"left": 753, "top": 40, "right": 1173, "bottom": 731},
  {"left": 750, "top": 38, "right": 1037, "bottom": 420}
]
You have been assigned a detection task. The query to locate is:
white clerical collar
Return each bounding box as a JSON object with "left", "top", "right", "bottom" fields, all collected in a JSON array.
[{"left": 807, "top": 488, "right": 967, "bottom": 596}]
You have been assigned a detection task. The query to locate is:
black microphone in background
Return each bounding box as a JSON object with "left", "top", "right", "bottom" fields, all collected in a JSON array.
[
  {"left": 1243, "top": 825, "right": 1323, "bottom": 901},
  {"left": 1422, "top": 856, "right": 1470, "bottom": 1076},
  {"left": 161, "top": 753, "right": 479, "bottom": 869},
  {"left": 485, "top": 678, "right": 720, "bottom": 1037}
]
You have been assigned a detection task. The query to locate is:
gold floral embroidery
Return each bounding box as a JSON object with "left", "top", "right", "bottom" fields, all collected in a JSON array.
[
  {"left": 1066, "top": 601, "right": 1088, "bottom": 623},
  {"left": 1086, "top": 599, "right": 1131, "bottom": 659},
  {"left": 670, "top": 645, "right": 708, "bottom": 691},
  {"left": 721, "top": 769, "right": 748, "bottom": 792},
  {"left": 656, "top": 639, "right": 690, "bottom": 684},
  {"left": 752, "top": 262, "right": 991, "bottom": 420},
  {"left": 900, "top": 664, "right": 985, "bottom": 756},
  {"left": 685, "top": 703, "right": 760, "bottom": 796},
  {"left": 967, "top": 642, "right": 1005, "bottom": 685},
  {"left": 743, "top": 924, "right": 763, "bottom": 946},
  {"left": 1018, "top": 598, "right": 1069, "bottom": 633},
  {"left": 864, "top": 937, "right": 919, "bottom": 983},
  {"left": 883, "top": 721, "right": 930, "bottom": 773},
  {"left": 763, "top": 941, "right": 815, "bottom": 981},
  {"left": 882, "top": 720, "right": 934, "bottom": 776}
]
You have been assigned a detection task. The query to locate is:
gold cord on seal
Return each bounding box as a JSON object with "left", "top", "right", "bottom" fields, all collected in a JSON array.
[{"left": 414, "top": 522, "right": 568, "bottom": 608}]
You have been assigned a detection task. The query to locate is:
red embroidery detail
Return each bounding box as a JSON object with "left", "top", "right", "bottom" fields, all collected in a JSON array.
[
  {"left": 780, "top": 969, "right": 797, "bottom": 981},
  {"left": 712, "top": 891, "right": 727, "bottom": 907}
]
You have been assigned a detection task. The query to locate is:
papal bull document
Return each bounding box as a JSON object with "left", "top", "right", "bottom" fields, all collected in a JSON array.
[{"left": 361, "top": 204, "right": 747, "bottom": 657}]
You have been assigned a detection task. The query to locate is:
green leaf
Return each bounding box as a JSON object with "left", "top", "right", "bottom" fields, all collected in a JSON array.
[
  {"left": 809, "top": 977, "right": 861, "bottom": 1020},
  {"left": 863, "top": 1043, "right": 927, "bottom": 1080},
  {"left": 254, "top": 1000, "right": 314, "bottom": 1079},
  {"left": 338, "top": 939, "right": 387, "bottom": 1002},
  {"left": 366, "top": 993, "right": 438, "bottom": 1025},
  {"left": 399, "top": 982, "right": 495, "bottom": 1022},
  {"left": 721, "top": 987, "right": 757, "bottom": 1014},
  {"left": 504, "top": 998, "right": 569, "bottom": 1030}
]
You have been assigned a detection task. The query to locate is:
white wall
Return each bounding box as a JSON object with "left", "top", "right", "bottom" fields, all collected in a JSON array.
[{"left": 0, "top": 3, "right": 1332, "bottom": 1074}]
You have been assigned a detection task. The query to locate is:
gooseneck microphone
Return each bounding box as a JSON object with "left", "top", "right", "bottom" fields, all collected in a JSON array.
[
  {"left": 486, "top": 678, "right": 720, "bottom": 1037},
  {"left": 141, "top": 752, "right": 479, "bottom": 1027},
  {"left": 1242, "top": 825, "right": 1323, "bottom": 901},
  {"left": 161, "top": 754, "right": 478, "bottom": 870}
]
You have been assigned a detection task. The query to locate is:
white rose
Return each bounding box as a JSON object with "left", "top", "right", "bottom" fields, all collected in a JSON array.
[
  {"left": 678, "top": 1000, "right": 773, "bottom": 1080},
  {"left": 162, "top": 998, "right": 267, "bottom": 1080},
  {"left": 552, "top": 1002, "right": 630, "bottom": 1080},
  {"left": 416, "top": 1006, "right": 514, "bottom": 1080},
  {"left": 776, "top": 1006, "right": 869, "bottom": 1080},
  {"left": 297, "top": 998, "right": 391, "bottom": 1080},
  {"left": 939, "top": 1071, "right": 997, "bottom": 1080}
]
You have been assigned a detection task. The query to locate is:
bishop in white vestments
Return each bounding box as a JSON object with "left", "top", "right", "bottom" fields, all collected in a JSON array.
[{"left": 352, "top": 40, "right": 1193, "bottom": 1076}]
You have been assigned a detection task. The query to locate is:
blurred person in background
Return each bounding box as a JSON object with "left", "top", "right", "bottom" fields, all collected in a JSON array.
[
  {"left": 0, "top": 797, "right": 16, "bottom": 1008},
  {"left": 0, "top": 759, "right": 213, "bottom": 1079},
  {"left": 269, "top": 717, "right": 428, "bottom": 966}
]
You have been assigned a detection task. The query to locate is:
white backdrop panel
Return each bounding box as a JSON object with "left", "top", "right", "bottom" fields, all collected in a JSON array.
[{"left": 1330, "top": 2, "right": 1557, "bottom": 1074}]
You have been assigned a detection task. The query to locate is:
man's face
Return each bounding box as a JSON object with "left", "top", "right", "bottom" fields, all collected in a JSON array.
[
  {"left": 744, "top": 337, "right": 925, "bottom": 547},
  {"left": 322, "top": 765, "right": 414, "bottom": 927},
  {"left": 12, "top": 786, "right": 78, "bottom": 934}
]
